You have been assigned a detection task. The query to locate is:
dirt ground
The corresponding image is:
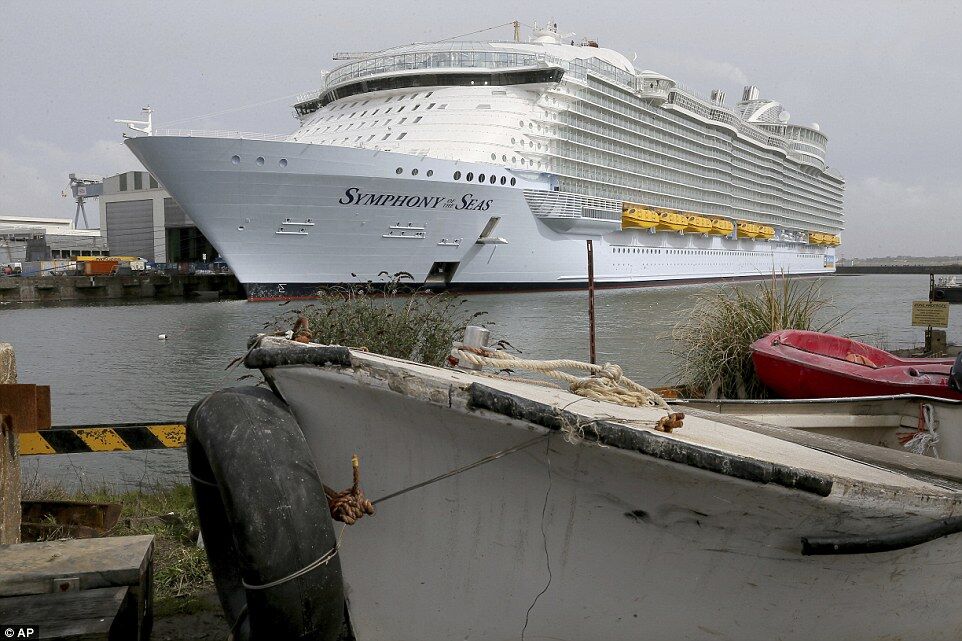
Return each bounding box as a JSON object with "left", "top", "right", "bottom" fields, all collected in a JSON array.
[{"left": 152, "top": 592, "right": 229, "bottom": 641}]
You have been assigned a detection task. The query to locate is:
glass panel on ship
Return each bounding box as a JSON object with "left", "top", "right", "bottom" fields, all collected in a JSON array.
[{"left": 291, "top": 26, "right": 843, "bottom": 277}]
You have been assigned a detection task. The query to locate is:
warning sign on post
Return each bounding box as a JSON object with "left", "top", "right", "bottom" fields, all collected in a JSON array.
[{"left": 912, "top": 301, "right": 950, "bottom": 327}]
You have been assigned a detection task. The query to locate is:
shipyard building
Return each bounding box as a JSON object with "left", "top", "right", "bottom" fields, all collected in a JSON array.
[{"left": 98, "top": 171, "right": 217, "bottom": 264}]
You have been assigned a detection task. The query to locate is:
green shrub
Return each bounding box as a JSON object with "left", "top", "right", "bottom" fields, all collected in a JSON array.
[
  {"left": 670, "top": 275, "right": 847, "bottom": 399},
  {"left": 272, "top": 275, "right": 486, "bottom": 367}
]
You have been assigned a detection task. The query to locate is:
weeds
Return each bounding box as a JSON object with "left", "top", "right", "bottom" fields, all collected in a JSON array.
[
  {"left": 670, "top": 274, "right": 848, "bottom": 399},
  {"left": 21, "top": 481, "right": 213, "bottom": 610},
  {"left": 270, "top": 274, "right": 486, "bottom": 367}
]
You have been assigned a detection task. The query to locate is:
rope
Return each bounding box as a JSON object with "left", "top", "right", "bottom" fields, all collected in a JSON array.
[
  {"left": 450, "top": 344, "right": 672, "bottom": 412},
  {"left": 241, "top": 523, "right": 347, "bottom": 591},
  {"left": 901, "top": 402, "right": 940, "bottom": 457},
  {"left": 372, "top": 434, "right": 549, "bottom": 505}
]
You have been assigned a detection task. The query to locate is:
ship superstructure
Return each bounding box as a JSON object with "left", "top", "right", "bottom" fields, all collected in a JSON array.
[{"left": 125, "top": 22, "right": 844, "bottom": 299}]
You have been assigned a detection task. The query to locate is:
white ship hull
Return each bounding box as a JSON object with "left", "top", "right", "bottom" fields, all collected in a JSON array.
[{"left": 127, "top": 136, "right": 834, "bottom": 299}]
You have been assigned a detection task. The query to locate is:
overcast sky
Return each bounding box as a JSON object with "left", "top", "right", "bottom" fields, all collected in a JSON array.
[{"left": 2, "top": 1, "right": 959, "bottom": 258}]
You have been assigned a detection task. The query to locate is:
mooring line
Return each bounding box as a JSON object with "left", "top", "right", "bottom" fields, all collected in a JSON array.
[{"left": 371, "top": 433, "right": 549, "bottom": 506}]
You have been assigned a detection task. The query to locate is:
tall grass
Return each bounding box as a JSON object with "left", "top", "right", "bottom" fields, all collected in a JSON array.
[
  {"left": 671, "top": 275, "right": 847, "bottom": 399},
  {"left": 272, "top": 275, "right": 486, "bottom": 367}
]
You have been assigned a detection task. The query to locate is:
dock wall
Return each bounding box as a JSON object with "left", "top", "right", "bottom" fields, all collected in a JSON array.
[
  {"left": 837, "top": 264, "right": 962, "bottom": 275},
  {"left": 0, "top": 273, "right": 244, "bottom": 303}
]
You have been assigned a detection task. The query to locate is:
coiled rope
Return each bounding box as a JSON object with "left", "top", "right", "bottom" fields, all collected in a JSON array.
[{"left": 450, "top": 344, "right": 673, "bottom": 412}]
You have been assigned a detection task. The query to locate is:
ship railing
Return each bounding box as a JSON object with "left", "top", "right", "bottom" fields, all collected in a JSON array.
[{"left": 153, "top": 129, "right": 293, "bottom": 142}]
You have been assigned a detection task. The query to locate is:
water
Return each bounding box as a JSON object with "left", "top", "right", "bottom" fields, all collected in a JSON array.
[{"left": 2, "top": 274, "right": 956, "bottom": 489}]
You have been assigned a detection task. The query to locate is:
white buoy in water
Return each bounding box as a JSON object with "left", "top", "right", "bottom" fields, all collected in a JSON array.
[{"left": 158, "top": 334, "right": 168, "bottom": 340}]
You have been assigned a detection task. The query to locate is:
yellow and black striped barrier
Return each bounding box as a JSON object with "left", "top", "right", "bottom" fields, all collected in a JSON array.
[{"left": 19, "top": 423, "right": 186, "bottom": 455}]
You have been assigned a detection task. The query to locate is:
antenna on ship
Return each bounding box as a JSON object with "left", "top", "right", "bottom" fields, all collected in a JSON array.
[
  {"left": 115, "top": 106, "right": 153, "bottom": 136},
  {"left": 513, "top": 20, "right": 520, "bottom": 42}
]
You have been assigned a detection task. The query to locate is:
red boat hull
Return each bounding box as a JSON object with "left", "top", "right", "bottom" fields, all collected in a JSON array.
[{"left": 751, "top": 330, "right": 962, "bottom": 401}]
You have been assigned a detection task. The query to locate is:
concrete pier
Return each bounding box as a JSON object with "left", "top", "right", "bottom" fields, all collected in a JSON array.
[
  {"left": 0, "top": 273, "right": 243, "bottom": 303},
  {"left": 0, "top": 343, "right": 20, "bottom": 544}
]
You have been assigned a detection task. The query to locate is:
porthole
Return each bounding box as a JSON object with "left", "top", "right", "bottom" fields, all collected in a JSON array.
[
  {"left": 279, "top": 158, "right": 288, "bottom": 167},
  {"left": 466, "top": 172, "right": 474, "bottom": 181},
  {"left": 502, "top": 154, "right": 507, "bottom": 162},
  {"left": 500, "top": 176, "right": 506, "bottom": 185},
  {"left": 454, "top": 171, "right": 461, "bottom": 180},
  {"left": 510, "top": 177, "right": 516, "bottom": 186},
  {"left": 426, "top": 170, "right": 433, "bottom": 177},
  {"left": 231, "top": 155, "right": 240, "bottom": 164},
  {"left": 256, "top": 157, "right": 265, "bottom": 166},
  {"left": 396, "top": 167, "right": 403, "bottom": 174},
  {"left": 489, "top": 175, "right": 496, "bottom": 184},
  {"left": 491, "top": 153, "right": 497, "bottom": 160},
  {"left": 412, "top": 168, "right": 419, "bottom": 176},
  {"left": 479, "top": 173, "right": 485, "bottom": 182},
  {"left": 237, "top": 225, "right": 245, "bottom": 231}
]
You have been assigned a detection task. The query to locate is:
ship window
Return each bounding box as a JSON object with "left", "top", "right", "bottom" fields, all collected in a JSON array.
[
  {"left": 489, "top": 175, "right": 496, "bottom": 184},
  {"left": 425, "top": 91, "right": 433, "bottom": 98},
  {"left": 491, "top": 153, "right": 497, "bottom": 160},
  {"left": 119, "top": 173, "right": 128, "bottom": 190},
  {"left": 414, "top": 117, "right": 422, "bottom": 123},
  {"left": 256, "top": 157, "right": 265, "bottom": 166},
  {"left": 454, "top": 171, "right": 461, "bottom": 180},
  {"left": 367, "top": 135, "right": 375, "bottom": 141},
  {"left": 385, "top": 107, "right": 392, "bottom": 113},
  {"left": 398, "top": 117, "right": 407, "bottom": 124},
  {"left": 412, "top": 105, "right": 420, "bottom": 111},
  {"left": 438, "top": 104, "right": 447, "bottom": 109},
  {"left": 510, "top": 178, "right": 516, "bottom": 186},
  {"left": 428, "top": 103, "right": 436, "bottom": 109},
  {"left": 427, "top": 170, "right": 433, "bottom": 177},
  {"left": 477, "top": 104, "right": 491, "bottom": 109},
  {"left": 134, "top": 172, "right": 142, "bottom": 189},
  {"left": 397, "top": 132, "right": 407, "bottom": 139},
  {"left": 466, "top": 172, "right": 474, "bottom": 181},
  {"left": 396, "top": 167, "right": 403, "bottom": 174},
  {"left": 149, "top": 175, "right": 158, "bottom": 189},
  {"left": 500, "top": 176, "right": 506, "bottom": 185},
  {"left": 478, "top": 174, "right": 485, "bottom": 182},
  {"left": 412, "top": 168, "right": 418, "bottom": 176},
  {"left": 382, "top": 133, "right": 391, "bottom": 140},
  {"left": 397, "top": 106, "right": 405, "bottom": 112},
  {"left": 502, "top": 154, "right": 507, "bottom": 162}
]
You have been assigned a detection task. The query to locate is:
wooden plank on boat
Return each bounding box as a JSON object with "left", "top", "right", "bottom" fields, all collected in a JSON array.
[
  {"left": 682, "top": 406, "right": 962, "bottom": 490},
  {"left": 0, "top": 586, "right": 133, "bottom": 640}
]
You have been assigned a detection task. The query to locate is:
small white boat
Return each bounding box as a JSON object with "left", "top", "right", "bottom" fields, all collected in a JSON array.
[{"left": 194, "top": 337, "right": 962, "bottom": 641}]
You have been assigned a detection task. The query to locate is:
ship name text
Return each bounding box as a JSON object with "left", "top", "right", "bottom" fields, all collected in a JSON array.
[{"left": 338, "top": 187, "right": 492, "bottom": 211}]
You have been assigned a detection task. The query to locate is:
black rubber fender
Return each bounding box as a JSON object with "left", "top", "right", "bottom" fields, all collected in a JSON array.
[{"left": 186, "top": 386, "right": 345, "bottom": 641}]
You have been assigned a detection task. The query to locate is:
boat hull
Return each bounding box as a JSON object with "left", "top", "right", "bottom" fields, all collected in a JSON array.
[
  {"left": 752, "top": 330, "right": 962, "bottom": 401},
  {"left": 257, "top": 346, "right": 962, "bottom": 641}
]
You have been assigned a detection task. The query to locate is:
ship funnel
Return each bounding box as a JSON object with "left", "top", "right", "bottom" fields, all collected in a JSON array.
[
  {"left": 742, "top": 85, "right": 759, "bottom": 101},
  {"left": 711, "top": 89, "right": 726, "bottom": 105}
]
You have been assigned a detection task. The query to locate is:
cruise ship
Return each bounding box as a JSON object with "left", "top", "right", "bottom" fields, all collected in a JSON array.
[{"left": 125, "top": 22, "right": 844, "bottom": 300}]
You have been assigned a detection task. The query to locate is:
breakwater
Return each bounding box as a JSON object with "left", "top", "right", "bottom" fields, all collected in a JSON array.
[
  {"left": 0, "top": 273, "right": 244, "bottom": 303},
  {"left": 837, "top": 264, "right": 962, "bottom": 275}
]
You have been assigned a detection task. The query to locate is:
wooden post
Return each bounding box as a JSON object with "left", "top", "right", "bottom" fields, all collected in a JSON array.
[
  {"left": 587, "top": 240, "right": 597, "bottom": 365},
  {"left": 0, "top": 343, "right": 20, "bottom": 544}
]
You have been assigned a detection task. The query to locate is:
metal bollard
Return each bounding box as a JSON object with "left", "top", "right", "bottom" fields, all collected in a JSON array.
[{"left": 458, "top": 326, "right": 490, "bottom": 371}]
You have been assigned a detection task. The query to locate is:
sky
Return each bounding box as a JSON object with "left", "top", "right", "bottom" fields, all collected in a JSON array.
[{"left": 1, "top": 0, "right": 959, "bottom": 258}]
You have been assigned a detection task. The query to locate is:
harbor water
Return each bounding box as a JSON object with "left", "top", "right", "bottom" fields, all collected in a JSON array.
[{"left": 2, "top": 273, "right": 956, "bottom": 489}]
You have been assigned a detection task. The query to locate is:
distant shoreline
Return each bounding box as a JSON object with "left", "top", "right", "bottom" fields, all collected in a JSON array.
[{"left": 836, "top": 264, "right": 962, "bottom": 274}]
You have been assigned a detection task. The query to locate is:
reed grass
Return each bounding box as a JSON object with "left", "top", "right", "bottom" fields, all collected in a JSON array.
[
  {"left": 670, "top": 275, "right": 848, "bottom": 399},
  {"left": 272, "top": 274, "right": 486, "bottom": 367}
]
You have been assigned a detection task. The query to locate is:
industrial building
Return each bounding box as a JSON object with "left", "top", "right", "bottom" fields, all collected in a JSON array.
[
  {"left": 0, "top": 216, "right": 107, "bottom": 263},
  {"left": 98, "top": 171, "right": 217, "bottom": 263}
]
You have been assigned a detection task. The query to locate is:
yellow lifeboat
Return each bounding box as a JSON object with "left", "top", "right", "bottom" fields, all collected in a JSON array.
[
  {"left": 621, "top": 206, "right": 660, "bottom": 230},
  {"left": 709, "top": 218, "right": 735, "bottom": 236},
  {"left": 737, "top": 221, "right": 761, "bottom": 238},
  {"left": 657, "top": 211, "right": 688, "bottom": 232},
  {"left": 810, "top": 232, "right": 827, "bottom": 245},
  {"left": 757, "top": 225, "right": 775, "bottom": 240},
  {"left": 829, "top": 234, "right": 841, "bottom": 246},
  {"left": 685, "top": 215, "right": 712, "bottom": 234}
]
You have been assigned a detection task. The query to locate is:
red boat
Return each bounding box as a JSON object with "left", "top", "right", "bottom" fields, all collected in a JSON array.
[{"left": 751, "top": 329, "right": 962, "bottom": 400}]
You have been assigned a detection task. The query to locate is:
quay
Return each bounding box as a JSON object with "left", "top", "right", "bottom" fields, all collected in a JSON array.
[{"left": 0, "top": 272, "right": 243, "bottom": 303}]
